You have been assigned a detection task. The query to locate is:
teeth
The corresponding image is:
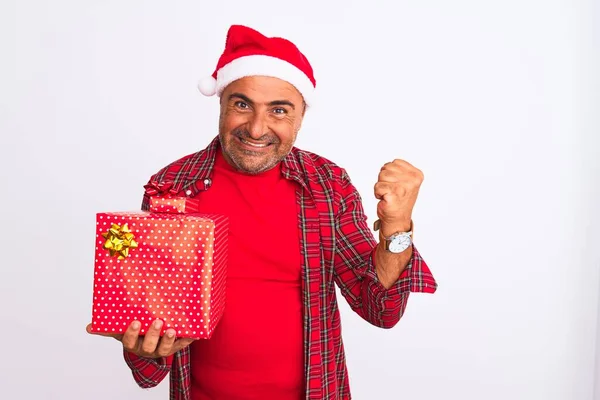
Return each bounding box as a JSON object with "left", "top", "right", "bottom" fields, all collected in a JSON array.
[{"left": 241, "top": 138, "right": 268, "bottom": 148}]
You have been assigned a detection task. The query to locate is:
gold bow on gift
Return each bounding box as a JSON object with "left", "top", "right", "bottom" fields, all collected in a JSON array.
[{"left": 101, "top": 223, "right": 138, "bottom": 259}]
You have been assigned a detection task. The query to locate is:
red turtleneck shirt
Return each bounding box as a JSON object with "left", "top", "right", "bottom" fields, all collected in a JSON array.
[{"left": 189, "top": 149, "right": 304, "bottom": 400}]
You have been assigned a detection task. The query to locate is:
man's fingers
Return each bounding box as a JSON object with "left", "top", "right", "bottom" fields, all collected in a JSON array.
[
  {"left": 87, "top": 320, "right": 193, "bottom": 358},
  {"left": 378, "top": 169, "right": 401, "bottom": 183},
  {"left": 156, "top": 329, "right": 177, "bottom": 357},
  {"left": 121, "top": 321, "right": 142, "bottom": 351},
  {"left": 156, "top": 331, "right": 195, "bottom": 358},
  {"left": 374, "top": 182, "right": 393, "bottom": 200},
  {"left": 380, "top": 160, "right": 423, "bottom": 181},
  {"left": 141, "top": 319, "right": 163, "bottom": 354},
  {"left": 381, "top": 159, "right": 414, "bottom": 170}
]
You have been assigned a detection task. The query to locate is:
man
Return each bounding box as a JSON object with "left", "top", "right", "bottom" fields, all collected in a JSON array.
[{"left": 87, "top": 24, "right": 437, "bottom": 400}]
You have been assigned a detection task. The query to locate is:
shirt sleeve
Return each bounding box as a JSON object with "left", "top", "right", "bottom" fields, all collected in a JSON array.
[
  {"left": 332, "top": 171, "right": 437, "bottom": 329},
  {"left": 122, "top": 350, "right": 174, "bottom": 388}
]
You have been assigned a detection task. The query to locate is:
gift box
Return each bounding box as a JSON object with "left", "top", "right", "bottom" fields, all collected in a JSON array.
[{"left": 90, "top": 196, "right": 228, "bottom": 339}]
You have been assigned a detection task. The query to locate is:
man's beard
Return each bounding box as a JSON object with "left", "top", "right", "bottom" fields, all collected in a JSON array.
[{"left": 219, "top": 127, "right": 291, "bottom": 175}]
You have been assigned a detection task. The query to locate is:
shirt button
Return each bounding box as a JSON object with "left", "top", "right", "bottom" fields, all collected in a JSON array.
[
  {"left": 185, "top": 190, "right": 192, "bottom": 196},
  {"left": 204, "top": 179, "right": 211, "bottom": 185}
]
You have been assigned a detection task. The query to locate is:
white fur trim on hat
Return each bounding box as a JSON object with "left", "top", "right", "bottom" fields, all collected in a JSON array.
[{"left": 209, "top": 55, "right": 315, "bottom": 106}]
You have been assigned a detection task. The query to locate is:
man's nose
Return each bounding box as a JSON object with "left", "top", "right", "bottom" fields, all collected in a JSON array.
[{"left": 247, "top": 113, "right": 268, "bottom": 140}]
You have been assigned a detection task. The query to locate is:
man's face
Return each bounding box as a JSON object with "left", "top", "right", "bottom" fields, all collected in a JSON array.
[{"left": 218, "top": 76, "right": 306, "bottom": 175}]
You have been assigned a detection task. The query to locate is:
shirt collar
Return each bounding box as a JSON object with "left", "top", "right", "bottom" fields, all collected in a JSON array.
[{"left": 179, "top": 136, "right": 309, "bottom": 194}]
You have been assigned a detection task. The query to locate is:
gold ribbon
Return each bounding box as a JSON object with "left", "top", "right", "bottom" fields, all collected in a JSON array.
[{"left": 101, "top": 223, "right": 138, "bottom": 259}]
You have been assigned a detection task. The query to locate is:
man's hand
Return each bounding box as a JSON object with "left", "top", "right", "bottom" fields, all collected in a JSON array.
[
  {"left": 86, "top": 319, "right": 195, "bottom": 359},
  {"left": 374, "top": 159, "right": 424, "bottom": 236},
  {"left": 373, "top": 159, "right": 423, "bottom": 288}
]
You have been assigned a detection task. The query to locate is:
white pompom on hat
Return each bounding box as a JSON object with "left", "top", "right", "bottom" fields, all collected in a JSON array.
[{"left": 197, "top": 76, "right": 217, "bottom": 96}]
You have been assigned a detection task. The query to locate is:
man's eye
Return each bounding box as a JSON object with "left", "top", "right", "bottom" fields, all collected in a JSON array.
[
  {"left": 273, "top": 107, "right": 287, "bottom": 114},
  {"left": 235, "top": 101, "right": 249, "bottom": 109}
]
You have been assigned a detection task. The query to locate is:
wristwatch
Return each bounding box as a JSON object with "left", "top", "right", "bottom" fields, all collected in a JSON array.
[{"left": 373, "top": 219, "right": 413, "bottom": 254}]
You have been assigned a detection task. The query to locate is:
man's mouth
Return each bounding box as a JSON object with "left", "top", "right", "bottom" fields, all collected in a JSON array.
[{"left": 239, "top": 137, "right": 271, "bottom": 148}]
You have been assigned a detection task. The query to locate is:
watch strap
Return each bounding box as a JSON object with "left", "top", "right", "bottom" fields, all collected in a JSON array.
[{"left": 373, "top": 219, "right": 414, "bottom": 241}]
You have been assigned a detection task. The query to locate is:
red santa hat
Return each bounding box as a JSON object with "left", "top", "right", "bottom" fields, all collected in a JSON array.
[{"left": 197, "top": 25, "right": 316, "bottom": 106}]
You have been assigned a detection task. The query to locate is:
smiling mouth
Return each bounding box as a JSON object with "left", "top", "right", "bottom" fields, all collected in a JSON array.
[{"left": 238, "top": 137, "right": 271, "bottom": 148}]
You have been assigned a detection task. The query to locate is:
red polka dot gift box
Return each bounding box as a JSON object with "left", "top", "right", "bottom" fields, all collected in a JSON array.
[{"left": 90, "top": 196, "right": 228, "bottom": 339}]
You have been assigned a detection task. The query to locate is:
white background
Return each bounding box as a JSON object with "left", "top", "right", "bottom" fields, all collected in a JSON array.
[{"left": 1, "top": 1, "right": 598, "bottom": 399}]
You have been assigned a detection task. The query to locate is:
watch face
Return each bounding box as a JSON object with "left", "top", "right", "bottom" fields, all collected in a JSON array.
[{"left": 389, "top": 234, "right": 411, "bottom": 253}]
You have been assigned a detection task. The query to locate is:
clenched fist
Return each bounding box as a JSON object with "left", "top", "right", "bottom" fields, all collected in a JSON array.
[{"left": 374, "top": 159, "right": 424, "bottom": 236}]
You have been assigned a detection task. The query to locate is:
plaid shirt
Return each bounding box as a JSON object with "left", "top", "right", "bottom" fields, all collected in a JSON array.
[{"left": 123, "top": 137, "right": 437, "bottom": 399}]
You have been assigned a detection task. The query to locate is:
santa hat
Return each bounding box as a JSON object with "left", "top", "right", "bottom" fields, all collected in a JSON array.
[{"left": 197, "top": 25, "right": 316, "bottom": 106}]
